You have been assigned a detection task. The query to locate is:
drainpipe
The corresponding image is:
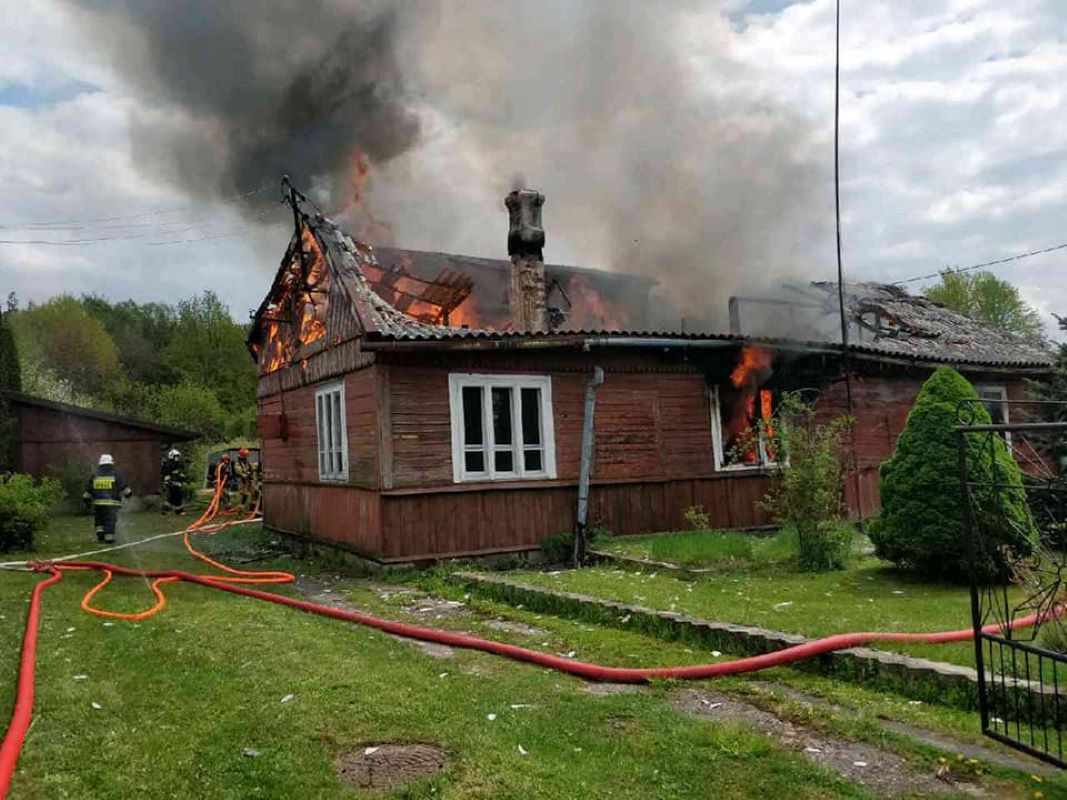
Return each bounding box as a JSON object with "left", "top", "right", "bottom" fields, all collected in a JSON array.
[{"left": 574, "top": 366, "right": 605, "bottom": 566}]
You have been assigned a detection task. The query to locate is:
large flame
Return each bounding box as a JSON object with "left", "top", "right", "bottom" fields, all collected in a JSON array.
[
  {"left": 258, "top": 227, "right": 331, "bottom": 374},
  {"left": 726, "top": 346, "right": 776, "bottom": 464}
]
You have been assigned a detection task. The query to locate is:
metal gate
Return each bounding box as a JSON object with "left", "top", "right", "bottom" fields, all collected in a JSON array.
[{"left": 958, "top": 402, "right": 1067, "bottom": 766}]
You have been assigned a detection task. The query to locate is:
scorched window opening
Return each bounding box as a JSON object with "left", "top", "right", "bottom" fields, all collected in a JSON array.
[
  {"left": 315, "top": 381, "right": 348, "bottom": 482},
  {"left": 449, "top": 374, "right": 557, "bottom": 483},
  {"left": 711, "top": 384, "right": 782, "bottom": 471}
]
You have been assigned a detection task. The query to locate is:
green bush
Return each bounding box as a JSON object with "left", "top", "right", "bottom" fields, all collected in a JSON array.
[
  {"left": 761, "top": 392, "right": 852, "bottom": 572},
  {"left": 0, "top": 473, "right": 62, "bottom": 552},
  {"left": 870, "top": 367, "right": 1037, "bottom": 582},
  {"left": 788, "top": 521, "right": 853, "bottom": 572},
  {"left": 542, "top": 525, "right": 611, "bottom": 563},
  {"left": 542, "top": 531, "right": 575, "bottom": 563}
]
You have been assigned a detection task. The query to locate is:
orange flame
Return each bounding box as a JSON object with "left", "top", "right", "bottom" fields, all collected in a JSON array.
[
  {"left": 338, "top": 152, "right": 393, "bottom": 244},
  {"left": 258, "top": 227, "right": 331, "bottom": 374},
  {"left": 726, "top": 346, "right": 776, "bottom": 464},
  {"left": 565, "top": 276, "right": 629, "bottom": 330}
]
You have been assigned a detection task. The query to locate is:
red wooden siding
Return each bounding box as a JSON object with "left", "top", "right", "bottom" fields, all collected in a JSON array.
[
  {"left": 377, "top": 475, "right": 772, "bottom": 562},
  {"left": 265, "top": 482, "right": 381, "bottom": 555},
  {"left": 384, "top": 364, "right": 717, "bottom": 489},
  {"left": 259, "top": 366, "right": 380, "bottom": 487}
]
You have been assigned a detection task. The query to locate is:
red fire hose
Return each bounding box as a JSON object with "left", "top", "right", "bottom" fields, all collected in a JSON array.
[{"left": 0, "top": 546, "right": 1057, "bottom": 797}]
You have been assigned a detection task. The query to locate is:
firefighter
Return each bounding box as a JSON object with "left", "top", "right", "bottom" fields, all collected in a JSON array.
[
  {"left": 82, "top": 454, "right": 132, "bottom": 544},
  {"left": 250, "top": 459, "right": 263, "bottom": 512},
  {"left": 233, "top": 448, "right": 253, "bottom": 511},
  {"left": 161, "top": 448, "right": 186, "bottom": 516},
  {"left": 215, "top": 453, "right": 234, "bottom": 507}
]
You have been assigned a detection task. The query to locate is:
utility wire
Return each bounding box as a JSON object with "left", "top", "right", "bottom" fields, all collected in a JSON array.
[
  {"left": 0, "top": 184, "right": 272, "bottom": 230},
  {"left": 0, "top": 203, "right": 286, "bottom": 246},
  {"left": 893, "top": 241, "right": 1067, "bottom": 286}
]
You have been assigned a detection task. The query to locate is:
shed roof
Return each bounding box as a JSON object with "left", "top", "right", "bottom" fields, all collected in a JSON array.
[
  {"left": 282, "top": 214, "right": 1054, "bottom": 371},
  {"left": 4, "top": 392, "right": 198, "bottom": 440}
]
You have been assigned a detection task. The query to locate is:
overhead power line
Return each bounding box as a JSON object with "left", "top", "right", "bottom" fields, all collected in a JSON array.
[
  {"left": 0, "top": 202, "right": 286, "bottom": 247},
  {"left": 894, "top": 241, "right": 1067, "bottom": 286},
  {"left": 0, "top": 184, "right": 273, "bottom": 231}
]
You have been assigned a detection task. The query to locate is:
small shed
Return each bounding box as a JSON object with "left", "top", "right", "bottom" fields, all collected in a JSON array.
[{"left": 5, "top": 392, "right": 197, "bottom": 495}]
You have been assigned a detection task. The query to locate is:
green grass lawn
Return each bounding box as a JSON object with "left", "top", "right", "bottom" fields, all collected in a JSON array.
[
  {"left": 0, "top": 511, "right": 986, "bottom": 799},
  {"left": 509, "top": 542, "right": 1024, "bottom": 668}
]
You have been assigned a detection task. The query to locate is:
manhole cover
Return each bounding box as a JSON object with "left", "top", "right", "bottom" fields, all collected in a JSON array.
[{"left": 335, "top": 744, "right": 450, "bottom": 789}]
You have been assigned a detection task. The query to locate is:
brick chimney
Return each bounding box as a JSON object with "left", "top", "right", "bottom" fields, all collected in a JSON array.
[{"left": 505, "top": 188, "right": 547, "bottom": 331}]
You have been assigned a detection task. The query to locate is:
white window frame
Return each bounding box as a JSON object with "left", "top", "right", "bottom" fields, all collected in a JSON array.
[
  {"left": 315, "top": 380, "right": 349, "bottom": 481},
  {"left": 710, "top": 386, "right": 780, "bottom": 471},
  {"left": 976, "top": 384, "right": 1012, "bottom": 447},
  {"left": 448, "top": 373, "right": 557, "bottom": 483}
]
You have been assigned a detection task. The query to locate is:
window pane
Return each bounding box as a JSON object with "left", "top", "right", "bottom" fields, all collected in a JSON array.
[
  {"left": 462, "top": 386, "right": 484, "bottom": 446},
  {"left": 492, "top": 387, "right": 513, "bottom": 444},
  {"left": 332, "top": 393, "right": 343, "bottom": 450},
  {"left": 465, "top": 451, "right": 485, "bottom": 473},
  {"left": 524, "top": 448, "right": 543, "bottom": 472},
  {"left": 521, "top": 388, "right": 541, "bottom": 446},
  {"left": 495, "top": 449, "right": 514, "bottom": 473},
  {"left": 323, "top": 397, "right": 333, "bottom": 473}
]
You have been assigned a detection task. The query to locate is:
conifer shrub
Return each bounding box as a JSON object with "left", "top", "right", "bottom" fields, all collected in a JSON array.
[{"left": 869, "top": 367, "right": 1036, "bottom": 582}]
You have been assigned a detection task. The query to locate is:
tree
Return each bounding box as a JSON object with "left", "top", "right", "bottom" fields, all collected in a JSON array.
[
  {"left": 924, "top": 270, "right": 1045, "bottom": 344},
  {"left": 870, "top": 367, "right": 1037, "bottom": 582},
  {"left": 0, "top": 310, "right": 20, "bottom": 471},
  {"left": 157, "top": 382, "right": 227, "bottom": 441},
  {"left": 162, "top": 291, "right": 256, "bottom": 413},
  {"left": 8, "top": 296, "right": 123, "bottom": 399},
  {"left": 81, "top": 295, "right": 178, "bottom": 386},
  {"left": 0, "top": 310, "right": 20, "bottom": 394}
]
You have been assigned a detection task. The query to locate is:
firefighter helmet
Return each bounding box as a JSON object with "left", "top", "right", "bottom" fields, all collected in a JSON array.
[
  {"left": 167, "top": 449, "right": 181, "bottom": 460},
  {"left": 98, "top": 454, "right": 114, "bottom": 466},
  {"left": 238, "top": 448, "right": 250, "bottom": 458}
]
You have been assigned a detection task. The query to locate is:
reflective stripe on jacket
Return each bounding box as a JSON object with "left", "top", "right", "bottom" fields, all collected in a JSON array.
[{"left": 86, "top": 467, "right": 129, "bottom": 507}]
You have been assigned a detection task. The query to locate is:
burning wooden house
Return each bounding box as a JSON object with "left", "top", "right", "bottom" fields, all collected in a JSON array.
[{"left": 248, "top": 188, "right": 1054, "bottom": 563}]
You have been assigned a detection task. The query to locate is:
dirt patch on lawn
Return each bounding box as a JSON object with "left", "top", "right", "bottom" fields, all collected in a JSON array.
[
  {"left": 335, "top": 744, "right": 450, "bottom": 789},
  {"left": 399, "top": 596, "right": 470, "bottom": 619},
  {"left": 673, "top": 690, "right": 984, "bottom": 798},
  {"left": 294, "top": 576, "right": 456, "bottom": 659},
  {"left": 486, "top": 618, "right": 547, "bottom": 637},
  {"left": 584, "top": 682, "right": 646, "bottom": 696}
]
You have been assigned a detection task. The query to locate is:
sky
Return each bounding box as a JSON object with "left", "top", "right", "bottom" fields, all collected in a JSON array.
[{"left": 0, "top": 0, "right": 1065, "bottom": 337}]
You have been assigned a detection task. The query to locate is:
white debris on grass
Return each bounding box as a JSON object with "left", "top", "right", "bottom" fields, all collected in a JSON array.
[
  {"left": 363, "top": 746, "right": 379, "bottom": 756},
  {"left": 280, "top": 694, "right": 294, "bottom": 704},
  {"left": 517, "top": 745, "right": 528, "bottom": 756},
  {"left": 486, "top": 713, "right": 497, "bottom": 721},
  {"left": 772, "top": 602, "right": 794, "bottom": 611},
  {"left": 243, "top": 748, "right": 261, "bottom": 758},
  {"left": 90, "top": 702, "right": 102, "bottom": 710},
  {"left": 73, "top": 675, "right": 88, "bottom": 681}
]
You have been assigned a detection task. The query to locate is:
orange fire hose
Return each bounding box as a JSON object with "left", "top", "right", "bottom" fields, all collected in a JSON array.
[{"left": 0, "top": 466, "right": 1060, "bottom": 797}]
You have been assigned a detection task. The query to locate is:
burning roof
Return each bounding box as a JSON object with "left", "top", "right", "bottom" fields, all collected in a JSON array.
[{"left": 250, "top": 212, "right": 1053, "bottom": 373}]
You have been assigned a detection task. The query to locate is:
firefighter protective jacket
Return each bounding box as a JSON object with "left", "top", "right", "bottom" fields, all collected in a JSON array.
[
  {"left": 84, "top": 466, "right": 131, "bottom": 508},
  {"left": 162, "top": 459, "right": 186, "bottom": 488}
]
